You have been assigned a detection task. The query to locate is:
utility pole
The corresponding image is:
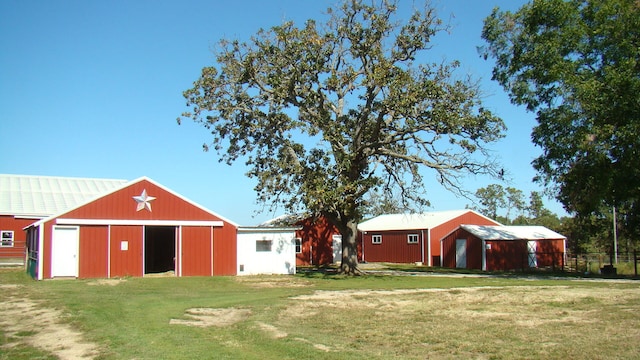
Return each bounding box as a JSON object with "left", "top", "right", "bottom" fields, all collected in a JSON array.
[{"left": 613, "top": 206, "right": 618, "bottom": 264}]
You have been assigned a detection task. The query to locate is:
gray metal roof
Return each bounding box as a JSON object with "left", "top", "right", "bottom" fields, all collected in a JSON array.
[{"left": 0, "top": 174, "right": 128, "bottom": 217}]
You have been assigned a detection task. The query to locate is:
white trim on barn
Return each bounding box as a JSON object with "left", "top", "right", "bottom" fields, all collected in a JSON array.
[{"left": 55, "top": 218, "right": 224, "bottom": 227}]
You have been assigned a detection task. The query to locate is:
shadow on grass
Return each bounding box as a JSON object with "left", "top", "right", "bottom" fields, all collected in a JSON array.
[{"left": 296, "top": 263, "right": 640, "bottom": 281}]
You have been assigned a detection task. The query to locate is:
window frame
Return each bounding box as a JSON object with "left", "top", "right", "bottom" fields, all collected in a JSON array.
[
  {"left": 295, "top": 238, "right": 302, "bottom": 254},
  {"left": 255, "top": 239, "right": 273, "bottom": 252},
  {"left": 372, "top": 235, "right": 382, "bottom": 244},
  {"left": 0, "top": 231, "right": 14, "bottom": 248},
  {"left": 407, "top": 234, "right": 419, "bottom": 244}
]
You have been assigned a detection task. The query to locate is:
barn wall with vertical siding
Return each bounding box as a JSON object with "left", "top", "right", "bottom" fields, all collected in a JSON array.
[
  {"left": 213, "top": 224, "right": 237, "bottom": 275},
  {"left": 181, "top": 226, "right": 213, "bottom": 276},
  {"left": 361, "top": 230, "right": 425, "bottom": 263},
  {"left": 441, "top": 227, "right": 566, "bottom": 271},
  {"left": 31, "top": 177, "right": 237, "bottom": 279},
  {"left": 359, "top": 211, "right": 500, "bottom": 265},
  {"left": 441, "top": 228, "right": 484, "bottom": 269},
  {"left": 78, "top": 225, "right": 109, "bottom": 278},
  {"left": 430, "top": 212, "right": 500, "bottom": 266},
  {"left": 295, "top": 216, "right": 341, "bottom": 266}
]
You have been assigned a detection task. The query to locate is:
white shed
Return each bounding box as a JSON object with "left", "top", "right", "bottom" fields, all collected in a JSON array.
[{"left": 236, "top": 227, "right": 299, "bottom": 275}]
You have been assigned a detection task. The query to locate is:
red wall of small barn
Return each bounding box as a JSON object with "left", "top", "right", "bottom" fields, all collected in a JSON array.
[
  {"left": 431, "top": 212, "right": 500, "bottom": 266},
  {"left": 0, "top": 216, "right": 34, "bottom": 259},
  {"left": 485, "top": 240, "right": 529, "bottom": 271},
  {"left": 536, "top": 239, "right": 565, "bottom": 268},
  {"left": 441, "top": 228, "right": 484, "bottom": 270},
  {"left": 79, "top": 226, "right": 109, "bottom": 278},
  {"left": 295, "top": 216, "right": 341, "bottom": 266},
  {"left": 181, "top": 226, "right": 213, "bottom": 276},
  {"left": 109, "top": 225, "right": 143, "bottom": 277},
  {"left": 361, "top": 230, "right": 424, "bottom": 263}
]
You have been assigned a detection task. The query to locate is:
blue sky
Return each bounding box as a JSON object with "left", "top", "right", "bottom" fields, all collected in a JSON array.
[{"left": 0, "top": 0, "right": 562, "bottom": 225}]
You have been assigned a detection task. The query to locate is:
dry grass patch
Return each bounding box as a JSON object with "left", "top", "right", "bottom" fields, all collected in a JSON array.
[
  {"left": 169, "top": 307, "right": 252, "bottom": 327},
  {"left": 278, "top": 285, "right": 640, "bottom": 359},
  {"left": 234, "top": 275, "right": 312, "bottom": 288},
  {"left": 0, "top": 285, "right": 100, "bottom": 359}
]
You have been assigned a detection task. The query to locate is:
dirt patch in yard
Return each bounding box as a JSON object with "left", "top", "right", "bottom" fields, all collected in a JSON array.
[
  {"left": 86, "top": 278, "right": 126, "bottom": 286},
  {"left": 0, "top": 285, "right": 100, "bottom": 359},
  {"left": 170, "top": 308, "right": 252, "bottom": 327}
]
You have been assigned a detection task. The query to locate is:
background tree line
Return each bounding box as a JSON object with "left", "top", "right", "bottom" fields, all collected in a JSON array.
[{"left": 472, "top": 184, "right": 636, "bottom": 260}]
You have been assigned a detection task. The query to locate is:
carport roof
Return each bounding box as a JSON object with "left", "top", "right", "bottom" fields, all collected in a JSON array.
[
  {"left": 0, "top": 174, "right": 127, "bottom": 218},
  {"left": 460, "top": 224, "right": 566, "bottom": 240}
]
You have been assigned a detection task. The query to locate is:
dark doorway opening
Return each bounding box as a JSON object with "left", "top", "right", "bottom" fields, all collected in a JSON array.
[{"left": 144, "top": 226, "right": 176, "bottom": 274}]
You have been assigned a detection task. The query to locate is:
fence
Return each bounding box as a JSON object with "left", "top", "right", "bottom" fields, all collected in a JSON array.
[{"left": 566, "top": 251, "right": 640, "bottom": 276}]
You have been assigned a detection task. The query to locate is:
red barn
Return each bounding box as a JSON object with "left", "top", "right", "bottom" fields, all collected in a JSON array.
[
  {"left": 0, "top": 174, "right": 127, "bottom": 265},
  {"left": 357, "top": 210, "right": 500, "bottom": 266},
  {"left": 440, "top": 225, "right": 566, "bottom": 271},
  {"left": 24, "top": 176, "right": 238, "bottom": 280}
]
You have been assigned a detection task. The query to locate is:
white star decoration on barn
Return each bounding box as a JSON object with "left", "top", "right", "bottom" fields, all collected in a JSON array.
[{"left": 133, "top": 189, "right": 156, "bottom": 212}]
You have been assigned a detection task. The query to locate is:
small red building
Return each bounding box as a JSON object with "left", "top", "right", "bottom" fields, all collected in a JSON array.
[
  {"left": 261, "top": 214, "right": 343, "bottom": 266},
  {"left": 294, "top": 215, "right": 343, "bottom": 266},
  {"left": 440, "top": 224, "right": 566, "bottom": 271},
  {"left": 357, "top": 210, "right": 500, "bottom": 266},
  {"left": 0, "top": 174, "right": 127, "bottom": 264},
  {"left": 24, "top": 176, "right": 238, "bottom": 280}
]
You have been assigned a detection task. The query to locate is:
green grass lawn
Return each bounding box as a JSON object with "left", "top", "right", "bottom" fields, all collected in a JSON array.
[{"left": 1, "top": 268, "right": 639, "bottom": 359}]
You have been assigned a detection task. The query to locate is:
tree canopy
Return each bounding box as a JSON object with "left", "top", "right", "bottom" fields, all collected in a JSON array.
[
  {"left": 180, "top": 0, "right": 505, "bottom": 273},
  {"left": 481, "top": 0, "right": 640, "bottom": 227}
]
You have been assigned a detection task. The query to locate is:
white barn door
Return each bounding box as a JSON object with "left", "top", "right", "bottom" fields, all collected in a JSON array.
[
  {"left": 332, "top": 235, "right": 342, "bottom": 264},
  {"left": 455, "top": 239, "right": 467, "bottom": 268},
  {"left": 52, "top": 226, "right": 79, "bottom": 277}
]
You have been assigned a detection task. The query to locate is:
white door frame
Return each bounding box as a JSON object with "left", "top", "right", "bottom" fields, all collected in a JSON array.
[{"left": 51, "top": 226, "right": 80, "bottom": 278}]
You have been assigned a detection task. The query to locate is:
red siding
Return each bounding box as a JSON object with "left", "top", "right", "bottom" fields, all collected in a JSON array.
[
  {"left": 442, "top": 228, "right": 566, "bottom": 271},
  {"left": 79, "top": 226, "right": 109, "bottom": 278},
  {"left": 362, "top": 230, "right": 424, "bottom": 263},
  {"left": 182, "top": 226, "right": 213, "bottom": 276},
  {"left": 0, "top": 215, "right": 34, "bottom": 260},
  {"left": 431, "top": 212, "right": 500, "bottom": 266},
  {"left": 59, "top": 180, "right": 219, "bottom": 222},
  {"left": 110, "top": 225, "right": 143, "bottom": 277},
  {"left": 35, "top": 178, "right": 238, "bottom": 279},
  {"left": 213, "top": 224, "right": 237, "bottom": 275},
  {"left": 295, "top": 216, "right": 341, "bottom": 266},
  {"left": 42, "top": 223, "right": 53, "bottom": 278}
]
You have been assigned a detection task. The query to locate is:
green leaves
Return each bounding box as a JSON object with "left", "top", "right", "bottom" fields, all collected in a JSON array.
[
  {"left": 181, "top": 0, "right": 505, "bottom": 227},
  {"left": 482, "top": 0, "right": 640, "bottom": 226}
]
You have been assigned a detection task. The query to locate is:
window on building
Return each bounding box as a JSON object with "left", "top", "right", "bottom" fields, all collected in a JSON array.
[
  {"left": 295, "top": 238, "right": 302, "bottom": 254},
  {"left": 256, "top": 240, "right": 272, "bottom": 252},
  {"left": 408, "top": 234, "right": 419, "bottom": 244},
  {"left": 1, "top": 231, "right": 14, "bottom": 247},
  {"left": 372, "top": 235, "right": 382, "bottom": 244}
]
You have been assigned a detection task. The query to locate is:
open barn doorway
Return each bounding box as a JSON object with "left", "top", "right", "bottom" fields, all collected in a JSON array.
[{"left": 144, "top": 226, "right": 176, "bottom": 275}]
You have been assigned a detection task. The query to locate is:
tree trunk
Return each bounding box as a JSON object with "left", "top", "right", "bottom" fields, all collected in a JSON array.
[{"left": 339, "top": 219, "right": 360, "bottom": 275}]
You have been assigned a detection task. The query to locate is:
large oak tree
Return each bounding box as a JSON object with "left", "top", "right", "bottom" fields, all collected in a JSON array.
[
  {"left": 481, "top": 0, "right": 640, "bottom": 236},
  {"left": 180, "top": 0, "right": 505, "bottom": 274}
]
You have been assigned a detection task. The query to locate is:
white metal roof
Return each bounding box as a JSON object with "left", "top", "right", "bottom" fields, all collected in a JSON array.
[
  {"left": 357, "top": 210, "right": 495, "bottom": 231},
  {"left": 0, "top": 174, "right": 127, "bottom": 217},
  {"left": 460, "top": 224, "right": 566, "bottom": 240}
]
